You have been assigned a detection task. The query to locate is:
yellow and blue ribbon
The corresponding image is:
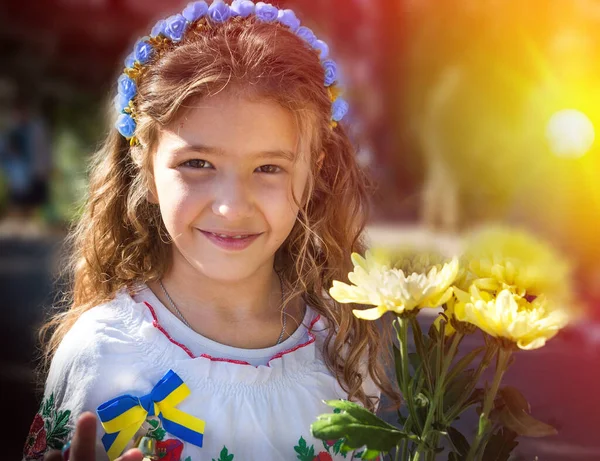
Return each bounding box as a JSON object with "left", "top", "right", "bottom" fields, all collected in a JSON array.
[{"left": 96, "top": 369, "right": 205, "bottom": 461}]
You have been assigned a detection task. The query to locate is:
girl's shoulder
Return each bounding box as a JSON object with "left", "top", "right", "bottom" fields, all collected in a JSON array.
[
  {"left": 58, "top": 287, "right": 152, "bottom": 349},
  {"left": 48, "top": 287, "right": 160, "bottom": 384}
]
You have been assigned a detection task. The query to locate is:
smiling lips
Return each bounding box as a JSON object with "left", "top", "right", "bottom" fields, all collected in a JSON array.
[{"left": 200, "top": 230, "right": 262, "bottom": 251}]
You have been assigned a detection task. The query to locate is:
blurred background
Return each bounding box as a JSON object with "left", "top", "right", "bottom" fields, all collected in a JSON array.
[{"left": 2, "top": 0, "right": 600, "bottom": 459}]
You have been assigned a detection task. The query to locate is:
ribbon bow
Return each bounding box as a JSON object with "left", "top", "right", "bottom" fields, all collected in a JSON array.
[{"left": 96, "top": 370, "right": 205, "bottom": 461}]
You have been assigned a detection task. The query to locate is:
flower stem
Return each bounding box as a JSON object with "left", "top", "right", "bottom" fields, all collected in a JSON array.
[
  {"left": 397, "top": 317, "right": 422, "bottom": 435},
  {"left": 465, "top": 347, "right": 512, "bottom": 461},
  {"left": 399, "top": 416, "right": 413, "bottom": 461},
  {"left": 444, "top": 342, "right": 498, "bottom": 424},
  {"left": 410, "top": 318, "right": 433, "bottom": 394},
  {"left": 413, "top": 329, "right": 463, "bottom": 461}
]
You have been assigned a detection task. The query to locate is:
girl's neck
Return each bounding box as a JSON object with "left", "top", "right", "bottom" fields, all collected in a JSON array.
[{"left": 146, "top": 253, "right": 305, "bottom": 348}]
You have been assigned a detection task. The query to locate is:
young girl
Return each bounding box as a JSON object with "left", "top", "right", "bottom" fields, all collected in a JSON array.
[{"left": 24, "top": 1, "right": 397, "bottom": 460}]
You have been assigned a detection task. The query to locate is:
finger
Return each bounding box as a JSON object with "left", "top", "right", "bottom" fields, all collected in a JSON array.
[
  {"left": 116, "top": 448, "right": 144, "bottom": 461},
  {"left": 70, "top": 412, "right": 97, "bottom": 461},
  {"left": 43, "top": 449, "right": 63, "bottom": 461}
]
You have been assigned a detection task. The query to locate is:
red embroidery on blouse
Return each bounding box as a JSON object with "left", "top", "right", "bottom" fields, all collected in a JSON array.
[
  {"left": 199, "top": 354, "right": 252, "bottom": 365},
  {"left": 266, "top": 315, "right": 320, "bottom": 365},
  {"left": 144, "top": 302, "right": 194, "bottom": 359},
  {"left": 144, "top": 301, "right": 321, "bottom": 367}
]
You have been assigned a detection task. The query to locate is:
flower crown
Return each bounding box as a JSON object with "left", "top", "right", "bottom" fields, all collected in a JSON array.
[{"left": 114, "top": 0, "right": 349, "bottom": 145}]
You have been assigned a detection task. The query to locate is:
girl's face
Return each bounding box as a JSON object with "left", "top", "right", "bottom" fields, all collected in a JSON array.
[{"left": 151, "top": 91, "right": 311, "bottom": 282}]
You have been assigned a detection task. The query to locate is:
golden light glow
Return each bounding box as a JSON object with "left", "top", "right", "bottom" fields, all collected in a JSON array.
[{"left": 546, "top": 109, "right": 595, "bottom": 158}]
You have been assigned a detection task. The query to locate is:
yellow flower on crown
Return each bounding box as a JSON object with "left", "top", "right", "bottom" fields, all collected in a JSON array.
[
  {"left": 329, "top": 249, "right": 459, "bottom": 320},
  {"left": 453, "top": 285, "right": 570, "bottom": 350}
]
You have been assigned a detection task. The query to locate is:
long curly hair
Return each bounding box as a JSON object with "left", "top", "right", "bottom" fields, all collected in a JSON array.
[{"left": 40, "top": 15, "right": 399, "bottom": 411}]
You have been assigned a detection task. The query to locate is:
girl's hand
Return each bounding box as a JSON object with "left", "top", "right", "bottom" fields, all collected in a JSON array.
[{"left": 43, "top": 412, "right": 143, "bottom": 461}]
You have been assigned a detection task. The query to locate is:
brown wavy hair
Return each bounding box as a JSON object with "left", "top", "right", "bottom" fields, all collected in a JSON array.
[{"left": 40, "top": 15, "right": 399, "bottom": 411}]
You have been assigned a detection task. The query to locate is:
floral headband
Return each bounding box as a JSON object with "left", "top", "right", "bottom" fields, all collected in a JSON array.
[{"left": 114, "top": 0, "right": 349, "bottom": 145}]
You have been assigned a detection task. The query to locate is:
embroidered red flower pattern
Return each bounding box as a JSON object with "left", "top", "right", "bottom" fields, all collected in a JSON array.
[
  {"left": 23, "top": 394, "right": 72, "bottom": 460},
  {"left": 313, "top": 452, "right": 333, "bottom": 461},
  {"left": 156, "top": 439, "right": 184, "bottom": 461},
  {"left": 24, "top": 414, "right": 47, "bottom": 459}
]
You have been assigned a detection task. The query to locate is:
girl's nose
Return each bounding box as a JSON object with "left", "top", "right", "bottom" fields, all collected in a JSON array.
[{"left": 211, "top": 176, "right": 254, "bottom": 220}]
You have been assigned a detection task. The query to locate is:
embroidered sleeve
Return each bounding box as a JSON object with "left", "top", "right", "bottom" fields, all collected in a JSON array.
[
  {"left": 23, "top": 393, "right": 73, "bottom": 460},
  {"left": 23, "top": 304, "right": 148, "bottom": 461}
]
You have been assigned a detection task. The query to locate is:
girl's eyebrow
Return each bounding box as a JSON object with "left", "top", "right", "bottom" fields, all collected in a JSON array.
[{"left": 173, "top": 144, "right": 296, "bottom": 161}]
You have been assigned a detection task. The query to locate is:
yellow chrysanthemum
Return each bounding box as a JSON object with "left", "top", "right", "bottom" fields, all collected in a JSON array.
[
  {"left": 462, "top": 227, "right": 572, "bottom": 302},
  {"left": 329, "top": 250, "right": 459, "bottom": 320},
  {"left": 453, "top": 286, "right": 570, "bottom": 350}
]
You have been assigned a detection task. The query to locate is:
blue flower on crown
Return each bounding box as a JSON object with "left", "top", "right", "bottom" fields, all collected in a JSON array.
[
  {"left": 150, "top": 20, "right": 166, "bottom": 38},
  {"left": 183, "top": 1, "right": 208, "bottom": 22},
  {"left": 134, "top": 39, "right": 154, "bottom": 64},
  {"left": 322, "top": 59, "right": 338, "bottom": 87},
  {"left": 208, "top": 0, "right": 232, "bottom": 23},
  {"left": 255, "top": 2, "right": 278, "bottom": 22},
  {"left": 114, "top": 94, "right": 131, "bottom": 113},
  {"left": 277, "top": 9, "right": 300, "bottom": 32},
  {"left": 116, "top": 114, "right": 137, "bottom": 138},
  {"left": 115, "top": 1, "right": 349, "bottom": 142},
  {"left": 164, "top": 14, "right": 188, "bottom": 42},
  {"left": 332, "top": 98, "right": 349, "bottom": 122},
  {"left": 296, "top": 26, "right": 317, "bottom": 47},
  {"left": 124, "top": 53, "right": 136, "bottom": 69},
  {"left": 118, "top": 75, "right": 137, "bottom": 100},
  {"left": 313, "top": 40, "right": 329, "bottom": 60},
  {"left": 231, "top": 0, "right": 255, "bottom": 17}
]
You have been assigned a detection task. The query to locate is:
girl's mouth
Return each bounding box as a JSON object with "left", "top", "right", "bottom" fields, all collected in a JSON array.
[{"left": 200, "top": 230, "right": 262, "bottom": 251}]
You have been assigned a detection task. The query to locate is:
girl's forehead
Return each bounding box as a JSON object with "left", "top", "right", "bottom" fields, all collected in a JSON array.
[{"left": 157, "top": 92, "right": 311, "bottom": 159}]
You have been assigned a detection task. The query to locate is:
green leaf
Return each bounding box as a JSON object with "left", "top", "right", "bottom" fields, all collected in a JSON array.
[
  {"left": 428, "top": 322, "right": 439, "bottom": 342},
  {"left": 333, "top": 438, "right": 345, "bottom": 455},
  {"left": 311, "top": 412, "right": 417, "bottom": 453},
  {"left": 153, "top": 427, "right": 167, "bottom": 441},
  {"left": 323, "top": 400, "right": 400, "bottom": 431},
  {"left": 184, "top": 457, "right": 192, "bottom": 461},
  {"left": 147, "top": 419, "right": 160, "bottom": 430},
  {"left": 42, "top": 394, "right": 54, "bottom": 418},
  {"left": 49, "top": 426, "right": 70, "bottom": 440},
  {"left": 481, "top": 428, "right": 519, "bottom": 461},
  {"left": 392, "top": 343, "right": 404, "bottom": 387},
  {"left": 213, "top": 446, "right": 234, "bottom": 461},
  {"left": 447, "top": 427, "right": 470, "bottom": 457},
  {"left": 444, "top": 369, "right": 476, "bottom": 412},
  {"left": 361, "top": 448, "right": 381, "bottom": 460},
  {"left": 446, "top": 347, "right": 485, "bottom": 384},
  {"left": 294, "top": 437, "right": 315, "bottom": 461},
  {"left": 54, "top": 410, "right": 71, "bottom": 430},
  {"left": 447, "top": 452, "right": 460, "bottom": 461},
  {"left": 341, "top": 443, "right": 353, "bottom": 455},
  {"left": 478, "top": 412, "right": 491, "bottom": 435},
  {"left": 496, "top": 387, "right": 557, "bottom": 437}
]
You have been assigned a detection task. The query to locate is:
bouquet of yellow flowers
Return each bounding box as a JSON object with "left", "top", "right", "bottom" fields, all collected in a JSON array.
[{"left": 311, "top": 227, "right": 577, "bottom": 461}]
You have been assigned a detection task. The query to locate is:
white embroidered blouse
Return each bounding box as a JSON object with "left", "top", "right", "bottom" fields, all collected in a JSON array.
[{"left": 23, "top": 285, "right": 380, "bottom": 461}]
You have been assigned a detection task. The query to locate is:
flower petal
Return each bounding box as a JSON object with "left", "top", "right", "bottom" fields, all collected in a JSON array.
[{"left": 352, "top": 306, "right": 388, "bottom": 321}]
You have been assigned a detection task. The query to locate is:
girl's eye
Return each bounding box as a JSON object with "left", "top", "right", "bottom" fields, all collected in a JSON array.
[
  {"left": 255, "top": 165, "right": 281, "bottom": 174},
  {"left": 182, "top": 159, "right": 213, "bottom": 169}
]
